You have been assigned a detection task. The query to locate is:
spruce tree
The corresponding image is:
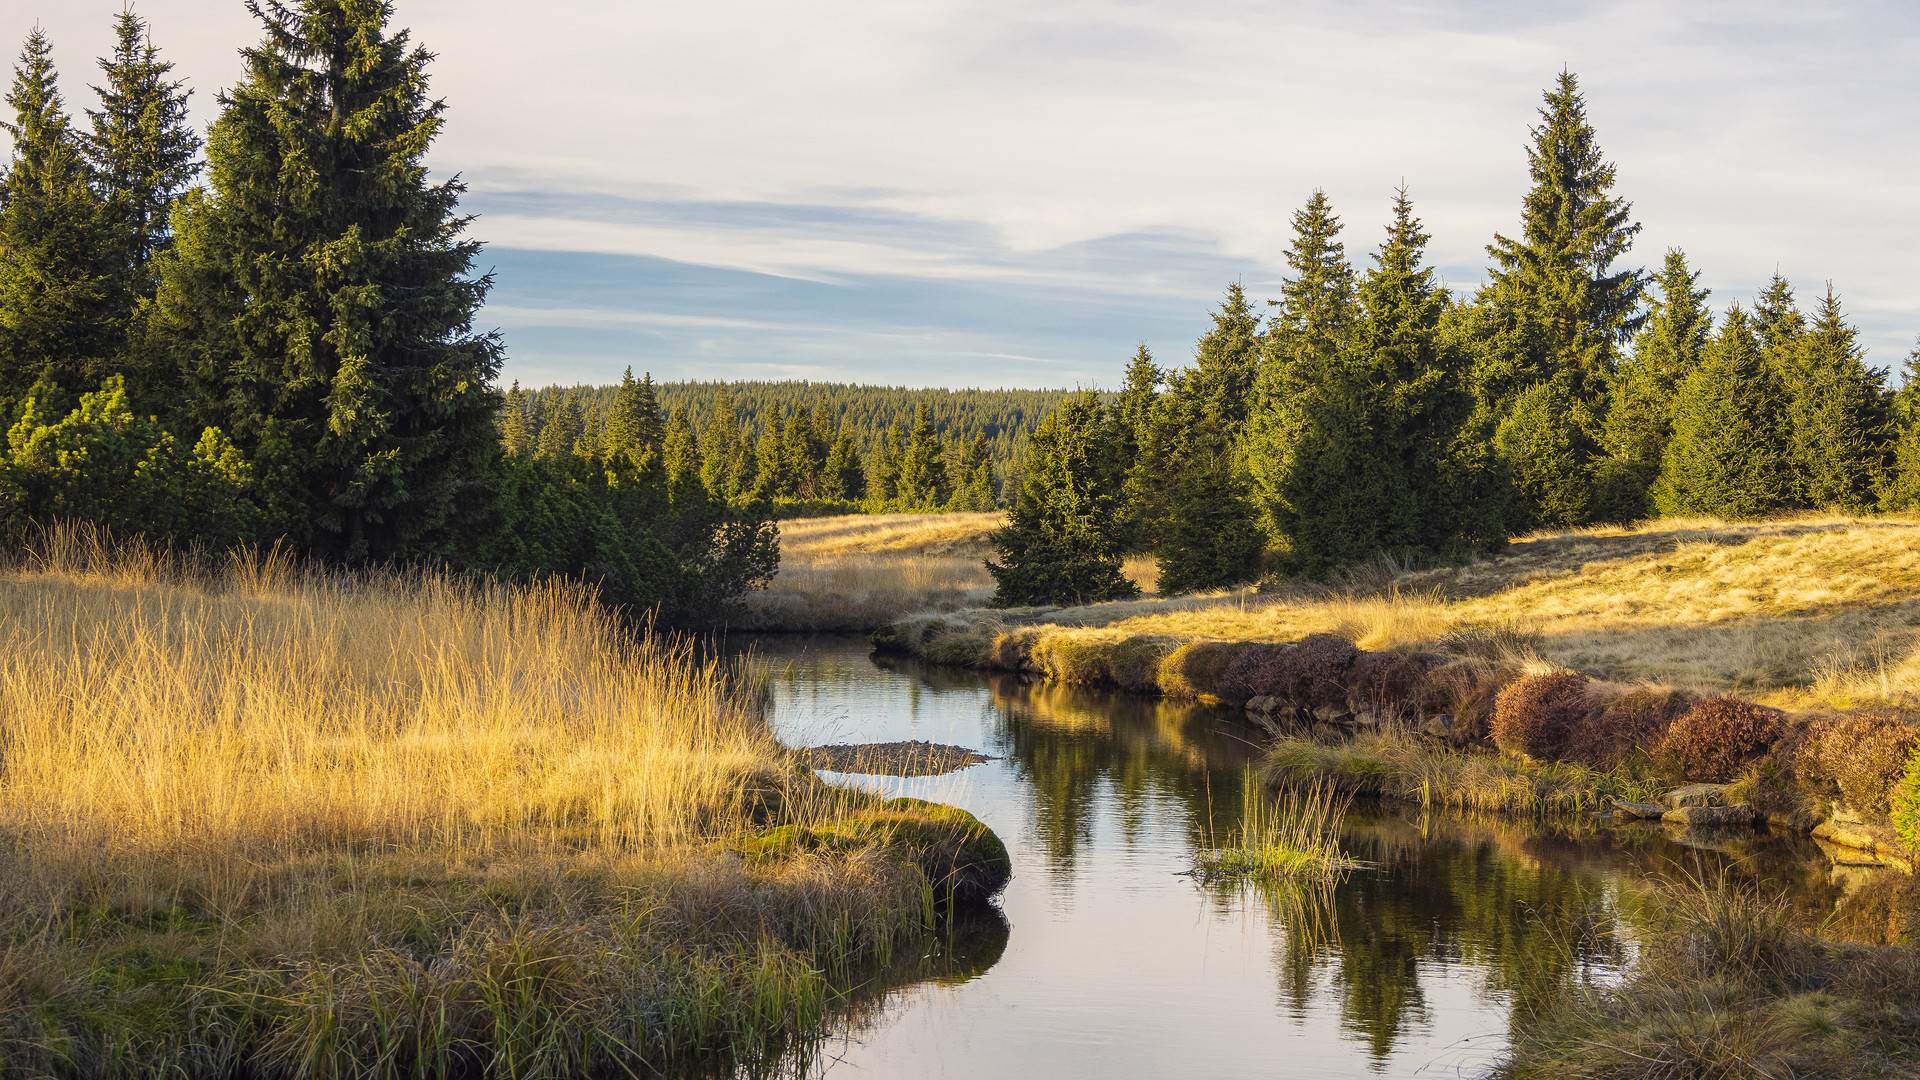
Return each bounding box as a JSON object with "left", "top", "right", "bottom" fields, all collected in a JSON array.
[
  {"left": 1786, "top": 286, "right": 1891, "bottom": 510},
  {"left": 987, "top": 392, "right": 1138, "bottom": 606},
  {"left": 782, "top": 404, "right": 828, "bottom": 496},
  {"left": 603, "top": 368, "right": 663, "bottom": 459},
  {"left": 534, "top": 397, "right": 580, "bottom": 461},
  {"left": 1652, "top": 305, "right": 1792, "bottom": 517},
  {"left": 1247, "top": 190, "right": 1355, "bottom": 535},
  {"left": 751, "top": 410, "right": 788, "bottom": 497},
  {"left": 1604, "top": 250, "right": 1711, "bottom": 477},
  {"left": 1154, "top": 424, "right": 1266, "bottom": 595},
  {"left": 948, "top": 431, "right": 996, "bottom": 511},
  {"left": 1278, "top": 189, "right": 1495, "bottom": 574},
  {"left": 152, "top": 0, "right": 501, "bottom": 558},
  {"left": 1881, "top": 343, "right": 1920, "bottom": 511},
  {"left": 82, "top": 10, "right": 199, "bottom": 289},
  {"left": 868, "top": 420, "right": 903, "bottom": 506},
  {"left": 498, "top": 380, "right": 532, "bottom": 455},
  {"left": 661, "top": 406, "right": 702, "bottom": 508},
  {"left": 1484, "top": 69, "right": 1647, "bottom": 401},
  {"left": 0, "top": 29, "right": 123, "bottom": 415},
  {"left": 1755, "top": 273, "right": 1805, "bottom": 375},
  {"left": 820, "top": 425, "right": 865, "bottom": 501},
  {"left": 1192, "top": 282, "right": 1262, "bottom": 434},
  {"left": 895, "top": 403, "right": 949, "bottom": 510},
  {"left": 698, "top": 384, "right": 745, "bottom": 498}
]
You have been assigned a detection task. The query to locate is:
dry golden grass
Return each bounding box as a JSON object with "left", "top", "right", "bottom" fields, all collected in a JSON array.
[
  {"left": 891, "top": 513, "right": 1920, "bottom": 710},
  {"left": 0, "top": 527, "right": 953, "bottom": 1074},
  {"left": 740, "top": 512, "right": 1006, "bottom": 630}
]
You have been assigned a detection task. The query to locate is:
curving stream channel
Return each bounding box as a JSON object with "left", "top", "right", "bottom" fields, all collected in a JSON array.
[{"left": 750, "top": 635, "right": 1902, "bottom": 1079}]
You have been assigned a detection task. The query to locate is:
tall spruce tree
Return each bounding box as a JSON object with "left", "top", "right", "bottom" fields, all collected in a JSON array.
[
  {"left": 1786, "top": 286, "right": 1891, "bottom": 510},
  {"left": 895, "top": 403, "right": 949, "bottom": 510},
  {"left": 1154, "top": 422, "right": 1266, "bottom": 595},
  {"left": 1652, "top": 305, "right": 1792, "bottom": 517},
  {"left": 152, "top": 0, "right": 501, "bottom": 558},
  {"left": 1882, "top": 343, "right": 1920, "bottom": 511},
  {"left": 1247, "top": 190, "right": 1355, "bottom": 537},
  {"left": 986, "top": 391, "right": 1138, "bottom": 606},
  {"left": 82, "top": 10, "right": 199, "bottom": 290},
  {"left": 820, "top": 424, "right": 865, "bottom": 501},
  {"left": 697, "top": 384, "right": 746, "bottom": 498},
  {"left": 498, "top": 380, "right": 532, "bottom": 454},
  {"left": 1277, "top": 189, "right": 1496, "bottom": 574},
  {"left": 0, "top": 29, "right": 123, "bottom": 416},
  {"left": 1192, "top": 282, "right": 1262, "bottom": 435},
  {"left": 1755, "top": 273, "right": 1805, "bottom": 374},
  {"left": 1593, "top": 249, "right": 1711, "bottom": 520},
  {"left": 603, "top": 368, "right": 662, "bottom": 459}
]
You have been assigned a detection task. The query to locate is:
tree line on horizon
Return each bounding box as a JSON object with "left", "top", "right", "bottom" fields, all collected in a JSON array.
[
  {"left": 504, "top": 379, "right": 1052, "bottom": 513},
  {"left": 989, "top": 71, "right": 1913, "bottom": 606},
  {"left": 0, "top": 2, "right": 776, "bottom": 619}
]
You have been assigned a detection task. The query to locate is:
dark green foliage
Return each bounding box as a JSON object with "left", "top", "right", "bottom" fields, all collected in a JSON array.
[
  {"left": 820, "top": 424, "right": 866, "bottom": 502},
  {"left": 1153, "top": 426, "right": 1265, "bottom": 596},
  {"left": 0, "top": 30, "right": 125, "bottom": 417},
  {"left": 1882, "top": 344, "right": 1920, "bottom": 511},
  {"left": 895, "top": 403, "right": 949, "bottom": 510},
  {"left": 1491, "top": 670, "right": 1590, "bottom": 761},
  {"left": 81, "top": 11, "right": 199, "bottom": 290},
  {"left": 1191, "top": 282, "right": 1263, "bottom": 435},
  {"left": 697, "top": 384, "right": 753, "bottom": 501},
  {"left": 1783, "top": 287, "right": 1891, "bottom": 510},
  {"left": 1493, "top": 379, "right": 1594, "bottom": 528},
  {"left": 1272, "top": 190, "right": 1501, "bottom": 575},
  {"left": 948, "top": 432, "right": 996, "bottom": 510},
  {"left": 602, "top": 368, "right": 662, "bottom": 460},
  {"left": 1598, "top": 249, "right": 1712, "bottom": 520},
  {"left": 1658, "top": 698, "right": 1782, "bottom": 782},
  {"left": 1652, "top": 306, "right": 1793, "bottom": 517},
  {"left": 986, "top": 392, "right": 1139, "bottom": 607},
  {"left": 152, "top": 0, "right": 501, "bottom": 560}
]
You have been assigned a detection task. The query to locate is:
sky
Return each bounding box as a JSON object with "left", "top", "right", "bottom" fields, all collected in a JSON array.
[{"left": 9, "top": 0, "right": 1920, "bottom": 390}]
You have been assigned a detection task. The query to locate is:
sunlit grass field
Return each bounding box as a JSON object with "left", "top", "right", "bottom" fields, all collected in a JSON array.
[
  {"left": 0, "top": 528, "right": 938, "bottom": 1076},
  {"left": 880, "top": 513, "right": 1920, "bottom": 710}
]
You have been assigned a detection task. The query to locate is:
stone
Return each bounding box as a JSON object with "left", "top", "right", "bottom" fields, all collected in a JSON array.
[
  {"left": 1665, "top": 783, "right": 1731, "bottom": 809},
  {"left": 1244, "top": 696, "right": 1279, "bottom": 715},
  {"left": 1612, "top": 799, "right": 1667, "bottom": 820},
  {"left": 1662, "top": 803, "right": 1756, "bottom": 827},
  {"left": 1419, "top": 715, "right": 1453, "bottom": 740}
]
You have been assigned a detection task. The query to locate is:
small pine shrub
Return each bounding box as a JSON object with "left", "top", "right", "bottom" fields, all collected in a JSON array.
[
  {"left": 1262, "top": 634, "right": 1361, "bottom": 709},
  {"left": 1418, "top": 658, "right": 1519, "bottom": 747},
  {"left": 1108, "top": 636, "right": 1176, "bottom": 692},
  {"left": 1799, "top": 713, "right": 1917, "bottom": 824},
  {"left": 1219, "top": 643, "right": 1281, "bottom": 701},
  {"left": 1565, "top": 687, "right": 1695, "bottom": 770},
  {"left": 1659, "top": 698, "right": 1783, "bottom": 782},
  {"left": 1157, "top": 641, "right": 1254, "bottom": 700},
  {"left": 1347, "top": 651, "right": 1448, "bottom": 726},
  {"left": 1892, "top": 742, "right": 1920, "bottom": 853},
  {"left": 1491, "top": 671, "right": 1591, "bottom": 761}
]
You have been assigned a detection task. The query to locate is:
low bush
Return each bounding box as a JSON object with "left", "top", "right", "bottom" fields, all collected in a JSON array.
[
  {"left": 1109, "top": 635, "right": 1177, "bottom": 692},
  {"left": 1347, "top": 651, "right": 1447, "bottom": 726},
  {"left": 1257, "top": 633, "right": 1360, "bottom": 709},
  {"left": 987, "top": 628, "right": 1039, "bottom": 671},
  {"left": 1417, "top": 658, "right": 1518, "bottom": 747},
  {"left": 1157, "top": 640, "right": 1256, "bottom": 700},
  {"left": 1032, "top": 635, "right": 1113, "bottom": 684},
  {"left": 1491, "top": 670, "right": 1591, "bottom": 761},
  {"left": 1798, "top": 713, "right": 1917, "bottom": 824},
  {"left": 1220, "top": 643, "right": 1283, "bottom": 701},
  {"left": 1564, "top": 687, "right": 1694, "bottom": 770},
  {"left": 1658, "top": 698, "right": 1783, "bottom": 782}
]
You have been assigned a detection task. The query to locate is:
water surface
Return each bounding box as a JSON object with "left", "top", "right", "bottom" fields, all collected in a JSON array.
[{"left": 753, "top": 635, "right": 1887, "bottom": 1079}]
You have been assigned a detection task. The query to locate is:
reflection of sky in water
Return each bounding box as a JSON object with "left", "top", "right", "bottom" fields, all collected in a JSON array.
[{"left": 748, "top": 636, "right": 1865, "bottom": 1080}]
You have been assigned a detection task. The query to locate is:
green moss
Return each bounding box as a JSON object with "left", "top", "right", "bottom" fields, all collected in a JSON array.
[{"left": 740, "top": 799, "right": 1011, "bottom": 907}]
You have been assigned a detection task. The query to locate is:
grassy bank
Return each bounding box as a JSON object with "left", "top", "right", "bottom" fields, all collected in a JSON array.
[
  {"left": 1501, "top": 873, "right": 1920, "bottom": 1079},
  {"left": 0, "top": 529, "right": 1004, "bottom": 1076},
  {"left": 876, "top": 514, "right": 1920, "bottom": 710},
  {"left": 739, "top": 511, "right": 1160, "bottom": 631}
]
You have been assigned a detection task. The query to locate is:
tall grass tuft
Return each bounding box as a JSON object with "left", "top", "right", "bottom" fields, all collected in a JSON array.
[{"left": 1195, "top": 773, "right": 1353, "bottom": 883}]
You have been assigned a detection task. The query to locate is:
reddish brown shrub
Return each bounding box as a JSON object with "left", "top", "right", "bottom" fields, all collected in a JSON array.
[
  {"left": 1418, "top": 658, "right": 1519, "bottom": 747},
  {"left": 1563, "top": 687, "right": 1696, "bottom": 770},
  {"left": 1348, "top": 651, "right": 1449, "bottom": 726},
  {"left": 1798, "top": 713, "right": 1918, "bottom": 823},
  {"left": 1263, "top": 633, "right": 1361, "bottom": 708},
  {"left": 1658, "top": 698, "right": 1784, "bottom": 782},
  {"left": 1157, "top": 641, "right": 1261, "bottom": 700},
  {"left": 1219, "top": 643, "right": 1284, "bottom": 701},
  {"left": 1491, "top": 671, "right": 1591, "bottom": 760}
]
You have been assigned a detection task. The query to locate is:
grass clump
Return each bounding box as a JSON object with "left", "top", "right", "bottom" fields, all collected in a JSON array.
[
  {"left": 1501, "top": 873, "right": 1920, "bottom": 1080},
  {"left": 0, "top": 528, "right": 993, "bottom": 1075},
  {"left": 1193, "top": 776, "right": 1352, "bottom": 883}
]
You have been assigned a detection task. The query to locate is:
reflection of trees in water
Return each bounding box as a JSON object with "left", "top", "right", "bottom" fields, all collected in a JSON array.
[{"left": 982, "top": 674, "right": 1264, "bottom": 877}]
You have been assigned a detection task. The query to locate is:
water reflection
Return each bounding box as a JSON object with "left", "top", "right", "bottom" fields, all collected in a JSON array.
[{"left": 753, "top": 637, "right": 1900, "bottom": 1079}]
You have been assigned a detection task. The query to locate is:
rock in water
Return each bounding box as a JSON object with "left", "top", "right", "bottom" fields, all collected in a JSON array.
[{"left": 1663, "top": 803, "right": 1756, "bottom": 827}]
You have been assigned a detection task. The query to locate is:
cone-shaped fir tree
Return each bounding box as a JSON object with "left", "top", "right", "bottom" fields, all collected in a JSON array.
[
  {"left": 1880, "top": 344, "right": 1920, "bottom": 510},
  {"left": 947, "top": 432, "right": 996, "bottom": 510},
  {"left": 1247, "top": 188, "right": 1355, "bottom": 534},
  {"left": 1278, "top": 188, "right": 1499, "bottom": 575},
  {"left": 820, "top": 425, "right": 865, "bottom": 501},
  {"left": 1785, "top": 286, "right": 1892, "bottom": 510},
  {"left": 602, "top": 368, "right": 663, "bottom": 460},
  {"left": 0, "top": 29, "right": 124, "bottom": 416},
  {"left": 1191, "top": 282, "right": 1263, "bottom": 435},
  {"left": 1652, "top": 305, "right": 1792, "bottom": 517},
  {"left": 895, "top": 403, "right": 950, "bottom": 510},
  {"left": 82, "top": 10, "right": 200, "bottom": 290},
  {"left": 1153, "top": 421, "right": 1266, "bottom": 595},
  {"left": 498, "top": 380, "right": 532, "bottom": 454},
  {"left": 783, "top": 405, "right": 828, "bottom": 496},
  {"left": 697, "top": 384, "right": 747, "bottom": 499},
  {"left": 1755, "top": 272, "right": 1805, "bottom": 379},
  {"left": 152, "top": 0, "right": 502, "bottom": 559},
  {"left": 987, "top": 392, "right": 1138, "bottom": 606},
  {"left": 751, "top": 410, "right": 789, "bottom": 498},
  {"left": 1594, "top": 249, "right": 1712, "bottom": 519}
]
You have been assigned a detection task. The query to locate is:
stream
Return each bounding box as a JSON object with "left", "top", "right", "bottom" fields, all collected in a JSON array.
[{"left": 751, "top": 635, "right": 1900, "bottom": 1079}]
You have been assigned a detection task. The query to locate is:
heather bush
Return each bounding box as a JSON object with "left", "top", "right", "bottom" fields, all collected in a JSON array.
[
  {"left": 1491, "top": 670, "right": 1591, "bottom": 761},
  {"left": 1799, "top": 713, "right": 1917, "bottom": 823},
  {"left": 1659, "top": 698, "right": 1784, "bottom": 782},
  {"left": 1348, "top": 651, "right": 1448, "bottom": 726},
  {"left": 1418, "top": 658, "right": 1519, "bottom": 747},
  {"left": 1564, "top": 687, "right": 1695, "bottom": 770},
  {"left": 1263, "top": 633, "right": 1361, "bottom": 708},
  {"left": 1220, "top": 643, "right": 1283, "bottom": 701}
]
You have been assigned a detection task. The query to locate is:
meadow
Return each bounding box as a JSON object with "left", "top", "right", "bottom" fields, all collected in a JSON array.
[{"left": 0, "top": 528, "right": 1001, "bottom": 1077}]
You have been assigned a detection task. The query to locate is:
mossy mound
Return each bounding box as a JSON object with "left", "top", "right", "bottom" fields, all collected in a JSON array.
[{"left": 740, "top": 799, "right": 1011, "bottom": 907}]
